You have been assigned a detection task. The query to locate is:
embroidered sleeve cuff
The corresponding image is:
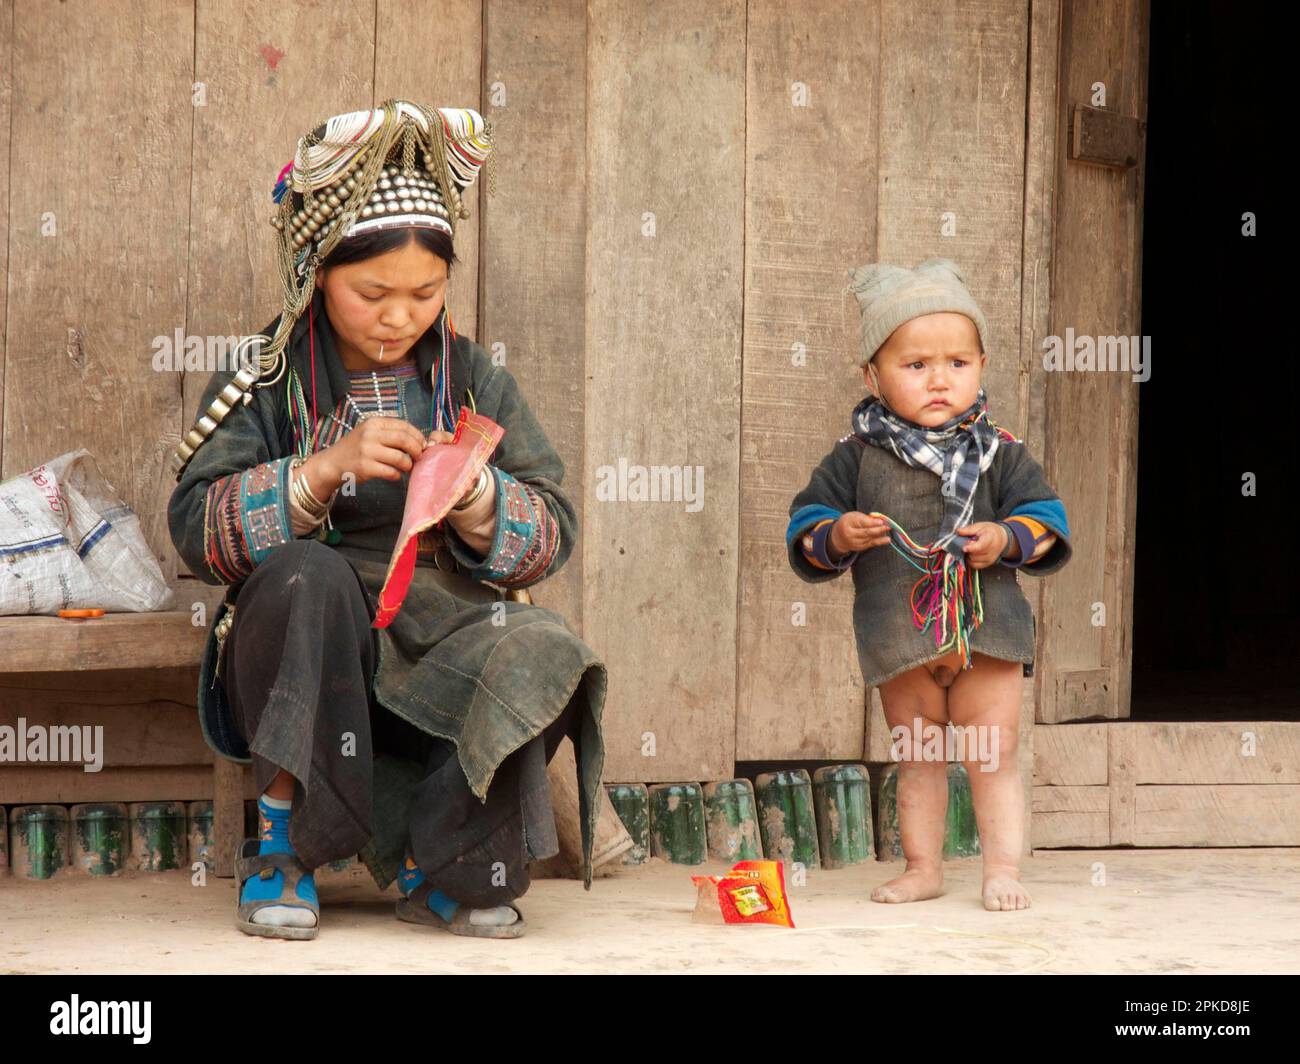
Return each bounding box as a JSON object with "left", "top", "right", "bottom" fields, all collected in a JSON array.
[
  {"left": 443, "top": 466, "right": 560, "bottom": 588},
  {"left": 801, "top": 518, "right": 857, "bottom": 571},
  {"left": 997, "top": 516, "right": 1050, "bottom": 569},
  {"left": 786, "top": 503, "right": 856, "bottom": 582},
  {"left": 202, "top": 455, "right": 295, "bottom": 583}
]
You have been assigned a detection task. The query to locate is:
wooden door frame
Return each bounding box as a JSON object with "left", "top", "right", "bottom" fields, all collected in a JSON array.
[{"left": 1031, "top": 0, "right": 1150, "bottom": 724}]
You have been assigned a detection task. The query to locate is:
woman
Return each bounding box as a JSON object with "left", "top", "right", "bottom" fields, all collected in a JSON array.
[{"left": 167, "top": 100, "right": 607, "bottom": 940}]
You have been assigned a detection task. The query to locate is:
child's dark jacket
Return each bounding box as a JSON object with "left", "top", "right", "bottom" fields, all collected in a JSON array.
[{"left": 786, "top": 422, "right": 1072, "bottom": 686}]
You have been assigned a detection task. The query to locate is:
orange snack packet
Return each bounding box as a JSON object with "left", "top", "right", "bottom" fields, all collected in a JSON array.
[{"left": 690, "top": 860, "right": 794, "bottom": 928}]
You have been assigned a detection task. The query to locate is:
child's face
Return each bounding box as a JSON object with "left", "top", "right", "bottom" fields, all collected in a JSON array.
[{"left": 864, "top": 312, "right": 986, "bottom": 427}]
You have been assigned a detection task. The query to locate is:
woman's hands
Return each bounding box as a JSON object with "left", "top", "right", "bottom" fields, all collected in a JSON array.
[{"left": 306, "top": 418, "right": 449, "bottom": 494}]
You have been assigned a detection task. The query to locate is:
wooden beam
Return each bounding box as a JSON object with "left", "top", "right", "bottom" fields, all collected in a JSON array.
[
  {"left": 1031, "top": 785, "right": 1109, "bottom": 848},
  {"left": 1108, "top": 722, "right": 1136, "bottom": 845},
  {"left": 1136, "top": 786, "right": 1300, "bottom": 847},
  {"left": 210, "top": 758, "right": 247, "bottom": 878},
  {"left": 4, "top": 1, "right": 192, "bottom": 568},
  {"left": 1033, "top": 722, "right": 1108, "bottom": 785},
  {"left": 0, "top": 0, "right": 11, "bottom": 475},
  {"left": 0, "top": 702, "right": 211, "bottom": 766},
  {"left": 0, "top": 764, "right": 258, "bottom": 805},
  {"left": 377, "top": 0, "right": 484, "bottom": 336},
  {"left": 0, "top": 613, "right": 210, "bottom": 673},
  {"left": 1127, "top": 722, "right": 1300, "bottom": 785}
]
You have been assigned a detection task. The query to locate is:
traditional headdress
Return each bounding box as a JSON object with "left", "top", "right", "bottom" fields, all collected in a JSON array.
[{"left": 170, "top": 99, "right": 494, "bottom": 479}]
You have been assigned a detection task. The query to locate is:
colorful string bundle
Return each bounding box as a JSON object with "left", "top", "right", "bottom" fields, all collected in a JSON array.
[{"left": 868, "top": 511, "right": 985, "bottom": 667}]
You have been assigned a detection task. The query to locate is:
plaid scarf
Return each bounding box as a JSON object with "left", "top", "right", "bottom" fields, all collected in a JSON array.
[{"left": 850, "top": 386, "right": 1014, "bottom": 552}]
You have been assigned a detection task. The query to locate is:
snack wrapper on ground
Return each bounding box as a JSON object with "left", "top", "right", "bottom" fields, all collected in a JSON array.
[
  {"left": 373, "top": 407, "right": 504, "bottom": 629},
  {"left": 691, "top": 860, "right": 794, "bottom": 927}
]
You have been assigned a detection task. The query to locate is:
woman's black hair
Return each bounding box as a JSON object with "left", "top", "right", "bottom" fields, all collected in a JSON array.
[{"left": 320, "top": 225, "right": 457, "bottom": 274}]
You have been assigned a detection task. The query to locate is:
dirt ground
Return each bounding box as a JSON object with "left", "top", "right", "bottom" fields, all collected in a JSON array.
[{"left": 2, "top": 848, "right": 1296, "bottom": 974}]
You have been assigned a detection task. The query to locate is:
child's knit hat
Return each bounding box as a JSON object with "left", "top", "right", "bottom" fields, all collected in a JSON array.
[{"left": 844, "top": 257, "right": 988, "bottom": 367}]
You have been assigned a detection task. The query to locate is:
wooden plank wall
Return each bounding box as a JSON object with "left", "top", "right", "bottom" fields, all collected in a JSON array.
[
  {"left": 1, "top": 0, "right": 1050, "bottom": 788},
  {"left": 1033, "top": 723, "right": 1300, "bottom": 848},
  {"left": 584, "top": 2, "right": 746, "bottom": 782},
  {"left": 736, "top": 2, "right": 876, "bottom": 762}
]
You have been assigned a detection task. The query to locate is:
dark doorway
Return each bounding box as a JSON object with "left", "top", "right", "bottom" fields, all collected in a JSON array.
[{"left": 1130, "top": 1, "right": 1294, "bottom": 720}]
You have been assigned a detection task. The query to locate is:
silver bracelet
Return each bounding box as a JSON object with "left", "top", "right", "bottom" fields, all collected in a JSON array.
[
  {"left": 289, "top": 457, "right": 334, "bottom": 520},
  {"left": 453, "top": 467, "right": 489, "bottom": 511}
]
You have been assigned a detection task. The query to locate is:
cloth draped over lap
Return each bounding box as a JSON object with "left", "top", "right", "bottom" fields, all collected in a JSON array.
[{"left": 166, "top": 289, "right": 607, "bottom": 890}]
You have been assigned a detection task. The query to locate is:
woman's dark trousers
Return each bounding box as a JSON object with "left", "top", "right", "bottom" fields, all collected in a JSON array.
[{"left": 222, "top": 537, "right": 577, "bottom": 906}]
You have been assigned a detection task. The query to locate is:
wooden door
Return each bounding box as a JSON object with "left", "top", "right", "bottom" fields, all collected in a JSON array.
[{"left": 1035, "top": 0, "right": 1149, "bottom": 722}]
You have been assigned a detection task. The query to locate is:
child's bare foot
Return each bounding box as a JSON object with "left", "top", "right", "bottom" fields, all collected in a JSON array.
[
  {"left": 871, "top": 863, "right": 944, "bottom": 904},
  {"left": 982, "top": 870, "right": 1031, "bottom": 911}
]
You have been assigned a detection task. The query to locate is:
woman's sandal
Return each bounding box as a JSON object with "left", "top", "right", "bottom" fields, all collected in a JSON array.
[
  {"left": 395, "top": 879, "right": 526, "bottom": 939},
  {"left": 234, "top": 838, "right": 320, "bottom": 941}
]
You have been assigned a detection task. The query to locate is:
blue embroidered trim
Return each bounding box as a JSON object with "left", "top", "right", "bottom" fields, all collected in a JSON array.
[
  {"left": 786, "top": 503, "right": 844, "bottom": 546},
  {"left": 237, "top": 455, "right": 294, "bottom": 566},
  {"left": 1006, "top": 498, "right": 1069, "bottom": 539}
]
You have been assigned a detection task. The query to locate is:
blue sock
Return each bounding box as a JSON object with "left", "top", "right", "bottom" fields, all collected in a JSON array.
[
  {"left": 397, "top": 853, "right": 459, "bottom": 922},
  {"left": 241, "top": 793, "right": 317, "bottom": 913}
]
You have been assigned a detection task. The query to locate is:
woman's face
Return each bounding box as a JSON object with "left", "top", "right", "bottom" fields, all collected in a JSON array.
[{"left": 315, "top": 238, "right": 449, "bottom": 371}]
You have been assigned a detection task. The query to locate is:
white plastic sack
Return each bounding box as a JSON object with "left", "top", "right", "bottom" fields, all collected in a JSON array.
[{"left": 0, "top": 448, "right": 173, "bottom": 615}]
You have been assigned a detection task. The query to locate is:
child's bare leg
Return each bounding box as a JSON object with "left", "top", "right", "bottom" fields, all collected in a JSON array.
[
  {"left": 947, "top": 652, "right": 1030, "bottom": 911},
  {"left": 871, "top": 663, "right": 952, "bottom": 904}
]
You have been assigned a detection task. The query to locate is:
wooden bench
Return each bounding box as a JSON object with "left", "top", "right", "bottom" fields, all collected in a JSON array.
[
  {"left": 1, "top": 584, "right": 547, "bottom": 877},
  {"left": 0, "top": 583, "right": 250, "bottom": 875}
]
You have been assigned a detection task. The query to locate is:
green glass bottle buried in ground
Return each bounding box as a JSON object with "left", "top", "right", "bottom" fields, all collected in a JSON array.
[
  {"left": 648, "top": 782, "right": 707, "bottom": 865},
  {"left": 9, "top": 804, "right": 70, "bottom": 880},
  {"left": 754, "top": 769, "right": 820, "bottom": 870},
  {"left": 876, "top": 762, "right": 982, "bottom": 859},
  {"left": 71, "top": 803, "right": 129, "bottom": 876},
  {"left": 812, "top": 764, "right": 874, "bottom": 869},
  {"left": 703, "top": 779, "right": 762, "bottom": 861},
  {"left": 605, "top": 783, "right": 650, "bottom": 865},
  {"left": 187, "top": 800, "right": 214, "bottom": 869},
  {"left": 129, "top": 801, "right": 188, "bottom": 872}
]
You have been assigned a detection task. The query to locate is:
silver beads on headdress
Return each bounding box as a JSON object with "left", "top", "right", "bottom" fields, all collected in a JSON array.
[{"left": 271, "top": 158, "right": 459, "bottom": 250}]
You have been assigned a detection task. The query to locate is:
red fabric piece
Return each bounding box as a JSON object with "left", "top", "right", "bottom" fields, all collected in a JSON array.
[{"left": 373, "top": 406, "right": 505, "bottom": 629}]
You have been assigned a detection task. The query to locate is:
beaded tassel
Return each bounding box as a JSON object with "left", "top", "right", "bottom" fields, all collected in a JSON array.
[{"left": 869, "top": 512, "right": 985, "bottom": 667}]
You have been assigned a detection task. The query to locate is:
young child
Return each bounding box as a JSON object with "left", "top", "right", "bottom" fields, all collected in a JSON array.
[{"left": 786, "top": 258, "right": 1071, "bottom": 912}]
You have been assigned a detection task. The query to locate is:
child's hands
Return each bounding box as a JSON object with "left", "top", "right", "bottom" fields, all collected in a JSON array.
[
  {"left": 956, "top": 521, "right": 1009, "bottom": 570},
  {"left": 829, "top": 512, "right": 892, "bottom": 560}
]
